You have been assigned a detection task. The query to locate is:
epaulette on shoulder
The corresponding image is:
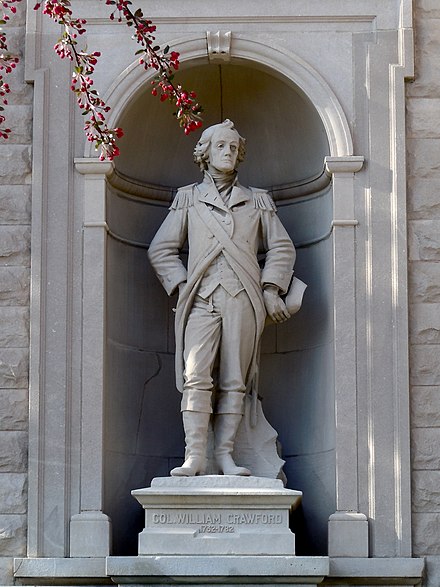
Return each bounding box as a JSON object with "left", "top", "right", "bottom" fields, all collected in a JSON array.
[
  {"left": 169, "top": 184, "right": 196, "bottom": 210},
  {"left": 250, "top": 188, "right": 277, "bottom": 212}
]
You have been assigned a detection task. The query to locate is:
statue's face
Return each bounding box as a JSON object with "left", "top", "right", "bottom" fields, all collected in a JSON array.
[{"left": 207, "top": 128, "right": 240, "bottom": 173}]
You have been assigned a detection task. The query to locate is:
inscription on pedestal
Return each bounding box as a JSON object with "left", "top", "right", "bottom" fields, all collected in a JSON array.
[{"left": 148, "top": 510, "right": 285, "bottom": 535}]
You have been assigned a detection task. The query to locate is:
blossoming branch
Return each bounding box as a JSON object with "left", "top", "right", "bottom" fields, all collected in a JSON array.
[
  {"left": 0, "top": 0, "right": 20, "bottom": 139},
  {"left": 0, "top": 0, "right": 203, "bottom": 159}
]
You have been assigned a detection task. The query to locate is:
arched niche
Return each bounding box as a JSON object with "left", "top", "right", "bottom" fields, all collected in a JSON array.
[{"left": 103, "top": 59, "right": 334, "bottom": 556}]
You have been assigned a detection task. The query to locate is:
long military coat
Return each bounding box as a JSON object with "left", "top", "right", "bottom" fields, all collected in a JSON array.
[{"left": 148, "top": 174, "right": 296, "bottom": 393}]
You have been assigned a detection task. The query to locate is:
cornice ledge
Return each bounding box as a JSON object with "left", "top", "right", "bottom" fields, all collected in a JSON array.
[
  {"left": 75, "top": 158, "right": 114, "bottom": 176},
  {"left": 329, "top": 556, "right": 424, "bottom": 585},
  {"left": 107, "top": 168, "right": 330, "bottom": 204},
  {"left": 325, "top": 155, "right": 365, "bottom": 175}
]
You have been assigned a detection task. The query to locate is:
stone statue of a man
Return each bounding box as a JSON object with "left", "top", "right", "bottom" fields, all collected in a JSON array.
[{"left": 148, "top": 119, "right": 296, "bottom": 477}]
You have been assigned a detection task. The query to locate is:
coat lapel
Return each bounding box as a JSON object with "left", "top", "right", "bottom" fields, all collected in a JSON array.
[
  {"left": 197, "top": 182, "right": 250, "bottom": 211},
  {"left": 196, "top": 182, "right": 228, "bottom": 212}
]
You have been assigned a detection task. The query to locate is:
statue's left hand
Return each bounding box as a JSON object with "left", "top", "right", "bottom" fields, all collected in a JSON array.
[{"left": 263, "top": 286, "right": 291, "bottom": 323}]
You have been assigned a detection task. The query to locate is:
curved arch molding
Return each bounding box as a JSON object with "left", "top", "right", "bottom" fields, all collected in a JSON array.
[{"left": 87, "top": 33, "right": 353, "bottom": 159}]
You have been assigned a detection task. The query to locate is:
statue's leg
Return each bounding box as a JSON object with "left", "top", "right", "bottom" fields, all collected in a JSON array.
[
  {"left": 172, "top": 296, "right": 220, "bottom": 476},
  {"left": 213, "top": 289, "right": 255, "bottom": 475},
  {"left": 214, "top": 391, "right": 251, "bottom": 476}
]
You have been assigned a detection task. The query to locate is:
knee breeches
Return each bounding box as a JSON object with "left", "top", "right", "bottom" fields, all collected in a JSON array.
[{"left": 182, "top": 287, "right": 256, "bottom": 412}]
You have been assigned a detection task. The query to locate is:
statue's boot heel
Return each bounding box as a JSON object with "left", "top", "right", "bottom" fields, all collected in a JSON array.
[
  {"left": 170, "top": 455, "right": 207, "bottom": 476},
  {"left": 216, "top": 453, "right": 250, "bottom": 476}
]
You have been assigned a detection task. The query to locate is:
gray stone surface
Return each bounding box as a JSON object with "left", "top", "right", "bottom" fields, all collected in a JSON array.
[
  {"left": 13, "top": 557, "right": 107, "bottom": 580},
  {"left": 0, "top": 557, "right": 13, "bottom": 586},
  {"left": 409, "top": 221, "right": 440, "bottom": 261},
  {"left": 149, "top": 475, "right": 289, "bottom": 490},
  {"left": 328, "top": 557, "right": 424, "bottom": 584},
  {"left": 413, "top": 470, "right": 440, "bottom": 513},
  {"left": 0, "top": 474, "right": 27, "bottom": 514},
  {"left": 0, "top": 267, "right": 29, "bottom": 305},
  {"left": 0, "top": 514, "right": 26, "bottom": 557},
  {"left": 0, "top": 432, "right": 27, "bottom": 472},
  {"left": 0, "top": 349, "right": 28, "bottom": 388},
  {"left": 409, "top": 261, "right": 440, "bottom": 303},
  {"left": 411, "top": 386, "right": 440, "bottom": 428},
  {"left": 70, "top": 512, "right": 111, "bottom": 558},
  {"left": 2, "top": 0, "right": 26, "bottom": 29},
  {"left": 328, "top": 512, "right": 368, "bottom": 558},
  {"left": 424, "top": 556, "right": 440, "bottom": 587},
  {"left": 0, "top": 390, "right": 28, "bottom": 431},
  {"left": 0, "top": 186, "right": 31, "bottom": 224},
  {"left": 1, "top": 61, "right": 32, "bottom": 106},
  {"left": 408, "top": 12, "right": 440, "bottom": 581},
  {"left": 13, "top": 554, "right": 330, "bottom": 584},
  {"left": 407, "top": 138, "right": 440, "bottom": 178},
  {"left": 410, "top": 304, "right": 440, "bottom": 344},
  {"left": 407, "top": 98, "right": 440, "bottom": 138},
  {"left": 107, "top": 555, "right": 329, "bottom": 584},
  {"left": 0, "top": 226, "right": 30, "bottom": 267},
  {"left": 0, "top": 3, "right": 31, "bottom": 586},
  {"left": 412, "top": 428, "right": 440, "bottom": 470},
  {"left": 407, "top": 10, "right": 440, "bottom": 560},
  {"left": 0, "top": 307, "right": 29, "bottom": 347},
  {"left": 0, "top": 145, "right": 31, "bottom": 185},
  {"left": 407, "top": 18, "right": 440, "bottom": 98},
  {"left": 408, "top": 178, "right": 440, "bottom": 219},
  {"left": 134, "top": 476, "right": 301, "bottom": 556},
  {"left": 410, "top": 345, "right": 440, "bottom": 385},
  {"left": 0, "top": 106, "right": 32, "bottom": 144},
  {"left": 413, "top": 513, "right": 440, "bottom": 556},
  {"left": 416, "top": 0, "right": 440, "bottom": 17}
]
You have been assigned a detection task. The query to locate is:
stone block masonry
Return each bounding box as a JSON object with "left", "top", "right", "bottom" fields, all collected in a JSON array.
[
  {"left": 0, "top": 1, "right": 32, "bottom": 583},
  {"left": 408, "top": 2, "right": 440, "bottom": 584}
]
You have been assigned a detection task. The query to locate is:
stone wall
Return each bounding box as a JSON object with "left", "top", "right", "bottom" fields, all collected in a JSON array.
[
  {"left": 408, "top": 1, "right": 440, "bottom": 586},
  {"left": 0, "top": 1, "right": 31, "bottom": 584}
]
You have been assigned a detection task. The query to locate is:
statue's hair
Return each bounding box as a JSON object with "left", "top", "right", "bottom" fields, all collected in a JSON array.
[{"left": 193, "top": 119, "right": 246, "bottom": 171}]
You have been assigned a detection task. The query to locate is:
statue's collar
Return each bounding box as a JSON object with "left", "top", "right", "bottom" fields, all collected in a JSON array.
[
  {"left": 205, "top": 169, "right": 236, "bottom": 189},
  {"left": 197, "top": 173, "right": 250, "bottom": 210}
]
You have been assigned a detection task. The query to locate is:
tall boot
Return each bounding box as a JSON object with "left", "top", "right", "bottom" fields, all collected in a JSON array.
[
  {"left": 214, "top": 391, "right": 250, "bottom": 476},
  {"left": 214, "top": 412, "right": 251, "bottom": 476},
  {"left": 170, "top": 411, "right": 210, "bottom": 476}
]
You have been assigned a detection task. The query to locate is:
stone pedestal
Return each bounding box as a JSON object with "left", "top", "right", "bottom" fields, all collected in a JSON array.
[
  {"left": 132, "top": 476, "right": 302, "bottom": 556},
  {"left": 328, "top": 512, "right": 369, "bottom": 557}
]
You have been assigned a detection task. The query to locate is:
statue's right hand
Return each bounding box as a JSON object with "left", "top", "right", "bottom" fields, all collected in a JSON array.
[
  {"left": 172, "top": 282, "right": 187, "bottom": 313},
  {"left": 263, "top": 289, "right": 291, "bottom": 323}
]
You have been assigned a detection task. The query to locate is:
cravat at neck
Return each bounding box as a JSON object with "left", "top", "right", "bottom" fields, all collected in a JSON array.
[{"left": 205, "top": 170, "right": 237, "bottom": 203}]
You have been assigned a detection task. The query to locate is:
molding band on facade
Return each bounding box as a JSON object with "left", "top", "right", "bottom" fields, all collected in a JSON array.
[{"left": 332, "top": 220, "right": 359, "bottom": 227}]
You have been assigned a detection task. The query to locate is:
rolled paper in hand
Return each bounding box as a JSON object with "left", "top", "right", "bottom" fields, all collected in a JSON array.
[{"left": 284, "top": 276, "right": 307, "bottom": 315}]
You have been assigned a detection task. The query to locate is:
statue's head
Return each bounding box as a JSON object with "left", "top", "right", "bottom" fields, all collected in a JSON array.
[{"left": 193, "top": 119, "right": 246, "bottom": 172}]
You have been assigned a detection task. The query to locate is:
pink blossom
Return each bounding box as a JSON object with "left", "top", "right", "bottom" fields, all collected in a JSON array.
[{"left": 1, "top": 0, "right": 203, "bottom": 152}]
